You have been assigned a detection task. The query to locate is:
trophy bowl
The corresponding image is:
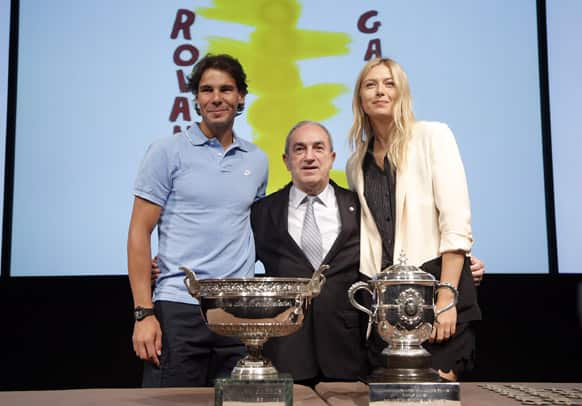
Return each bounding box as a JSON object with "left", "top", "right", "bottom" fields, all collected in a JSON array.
[
  {"left": 348, "top": 255, "right": 457, "bottom": 382},
  {"left": 181, "top": 265, "right": 327, "bottom": 380}
]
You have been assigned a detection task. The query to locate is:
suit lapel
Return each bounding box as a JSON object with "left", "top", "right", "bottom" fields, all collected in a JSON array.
[
  {"left": 269, "top": 183, "right": 309, "bottom": 261},
  {"left": 321, "top": 182, "right": 357, "bottom": 275},
  {"left": 267, "top": 184, "right": 290, "bottom": 232}
]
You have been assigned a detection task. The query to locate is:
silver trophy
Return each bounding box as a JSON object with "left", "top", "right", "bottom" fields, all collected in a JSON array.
[
  {"left": 348, "top": 255, "right": 458, "bottom": 383},
  {"left": 181, "top": 265, "right": 327, "bottom": 380}
]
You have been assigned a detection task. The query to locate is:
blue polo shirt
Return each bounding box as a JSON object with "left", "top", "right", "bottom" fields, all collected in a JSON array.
[{"left": 134, "top": 124, "right": 268, "bottom": 305}]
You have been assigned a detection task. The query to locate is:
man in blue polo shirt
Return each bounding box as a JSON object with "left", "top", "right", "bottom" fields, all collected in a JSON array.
[{"left": 127, "top": 54, "right": 268, "bottom": 387}]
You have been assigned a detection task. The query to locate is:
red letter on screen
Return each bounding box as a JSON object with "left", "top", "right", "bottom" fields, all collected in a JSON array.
[
  {"left": 358, "top": 10, "right": 381, "bottom": 34},
  {"left": 169, "top": 97, "right": 192, "bottom": 122},
  {"left": 176, "top": 70, "right": 189, "bottom": 92},
  {"left": 364, "top": 39, "right": 382, "bottom": 61},
  {"left": 171, "top": 9, "right": 196, "bottom": 40},
  {"left": 173, "top": 44, "right": 199, "bottom": 66}
]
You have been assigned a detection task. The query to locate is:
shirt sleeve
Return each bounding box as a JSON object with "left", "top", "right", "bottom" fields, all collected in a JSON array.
[
  {"left": 254, "top": 151, "right": 269, "bottom": 201},
  {"left": 133, "top": 140, "right": 174, "bottom": 207},
  {"left": 429, "top": 123, "right": 473, "bottom": 254}
]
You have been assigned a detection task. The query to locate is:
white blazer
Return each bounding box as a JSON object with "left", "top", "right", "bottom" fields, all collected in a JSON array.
[{"left": 347, "top": 121, "right": 473, "bottom": 278}]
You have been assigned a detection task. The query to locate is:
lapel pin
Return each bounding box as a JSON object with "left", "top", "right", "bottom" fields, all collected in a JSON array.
[{"left": 348, "top": 205, "right": 355, "bottom": 212}]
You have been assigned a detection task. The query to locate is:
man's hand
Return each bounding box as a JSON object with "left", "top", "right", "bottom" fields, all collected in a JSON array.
[
  {"left": 151, "top": 256, "right": 161, "bottom": 285},
  {"left": 470, "top": 256, "right": 485, "bottom": 286},
  {"left": 132, "top": 316, "right": 162, "bottom": 367}
]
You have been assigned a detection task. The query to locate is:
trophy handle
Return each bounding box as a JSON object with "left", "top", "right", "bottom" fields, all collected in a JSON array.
[
  {"left": 180, "top": 266, "right": 201, "bottom": 299},
  {"left": 434, "top": 282, "right": 459, "bottom": 317},
  {"left": 309, "top": 264, "right": 328, "bottom": 296},
  {"left": 348, "top": 281, "right": 375, "bottom": 339},
  {"left": 287, "top": 295, "right": 303, "bottom": 323}
]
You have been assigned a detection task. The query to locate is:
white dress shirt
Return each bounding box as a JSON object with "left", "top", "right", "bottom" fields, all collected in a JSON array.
[{"left": 288, "top": 184, "right": 341, "bottom": 259}]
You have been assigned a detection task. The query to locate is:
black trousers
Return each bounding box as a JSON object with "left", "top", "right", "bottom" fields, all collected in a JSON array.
[{"left": 142, "top": 300, "right": 246, "bottom": 387}]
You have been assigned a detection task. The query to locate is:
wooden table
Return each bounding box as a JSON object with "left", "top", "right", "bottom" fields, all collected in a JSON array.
[
  {"left": 315, "top": 382, "right": 582, "bottom": 405},
  {"left": 0, "top": 385, "right": 327, "bottom": 406},
  {"left": 1, "top": 382, "right": 581, "bottom": 405}
]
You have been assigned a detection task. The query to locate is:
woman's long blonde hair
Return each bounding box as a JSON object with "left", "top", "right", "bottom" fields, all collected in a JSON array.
[{"left": 348, "top": 58, "right": 415, "bottom": 170}]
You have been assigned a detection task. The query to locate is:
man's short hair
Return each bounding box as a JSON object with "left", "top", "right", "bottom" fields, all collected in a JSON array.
[
  {"left": 284, "top": 121, "right": 335, "bottom": 155},
  {"left": 187, "top": 54, "right": 248, "bottom": 96}
]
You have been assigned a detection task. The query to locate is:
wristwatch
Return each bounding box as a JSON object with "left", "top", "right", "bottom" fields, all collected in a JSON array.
[{"left": 134, "top": 306, "right": 155, "bottom": 321}]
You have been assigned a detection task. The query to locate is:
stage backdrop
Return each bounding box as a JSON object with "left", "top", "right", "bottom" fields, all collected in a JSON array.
[
  {"left": 9, "top": 0, "right": 548, "bottom": 276},
  {"left": 547, "top": 0, "right": 582, "bottom": 275}
]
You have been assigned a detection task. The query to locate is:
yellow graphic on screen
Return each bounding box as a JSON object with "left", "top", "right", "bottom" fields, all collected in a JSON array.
[{"left": 198, "top": 0, "right": 350, "bottom": 192}]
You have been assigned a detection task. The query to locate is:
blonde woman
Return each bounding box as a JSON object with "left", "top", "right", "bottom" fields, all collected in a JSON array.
[{"left": 346, "top": 58, "right": 481, "bottom": 381}]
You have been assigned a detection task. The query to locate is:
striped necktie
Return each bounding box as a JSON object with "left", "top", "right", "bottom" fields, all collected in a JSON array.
[{"left": 301, "top": 196, "right": 323, "bottom": 269}]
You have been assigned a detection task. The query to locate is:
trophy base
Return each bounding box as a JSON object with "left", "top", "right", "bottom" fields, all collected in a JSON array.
[
  {"left": 368, "top": 382, "right": 460, "bottom": 405},
  {"left": 366, "top": 350, "right": 459, "bottom": 403},
  {"left": 214, "top": 374, "right": 293, "bottom": 406},
  {"left": 231, "top": 363, "right": 279, "bottom": 380},
  {"left": 368, "top": 366, "right": 442, "bottom": 382},
  {"left": 368, "top": 350, "right": 441, "bottom": 382}
]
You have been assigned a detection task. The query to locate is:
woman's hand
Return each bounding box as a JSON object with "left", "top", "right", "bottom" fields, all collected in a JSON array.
[
  {"left": 430, "top": 304, "right": 457, "bottom": 343},
  {"left": 431, "top": 250, "right": 463, "bottom": 344}
]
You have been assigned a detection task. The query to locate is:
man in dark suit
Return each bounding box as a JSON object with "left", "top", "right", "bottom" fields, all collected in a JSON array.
[{"left": 251, "top": 121, "right": 370, "bottom": 385}]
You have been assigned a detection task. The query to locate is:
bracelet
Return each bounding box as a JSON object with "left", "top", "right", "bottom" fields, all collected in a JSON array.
[
  {"left": 434, "top": 282, "right": 459, "bottom": 317},
  {"left": 434, "top": 304, "right": 455, "bottom": 318},
  {"left": 436, "top": 282, "right": 458, "bottom": 293}
]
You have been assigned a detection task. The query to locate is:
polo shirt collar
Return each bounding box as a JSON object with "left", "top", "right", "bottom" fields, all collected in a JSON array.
[{"left": 186, "top": 123, "right": 249, "bottom": 152}]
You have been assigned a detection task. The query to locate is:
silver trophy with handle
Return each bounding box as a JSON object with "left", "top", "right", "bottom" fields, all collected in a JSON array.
[
  {"left": 348, "top": 254, "right": 458, "bottom": 382},
  {"left": 182, "top": 265, "right": 327, "bottom": 406}
]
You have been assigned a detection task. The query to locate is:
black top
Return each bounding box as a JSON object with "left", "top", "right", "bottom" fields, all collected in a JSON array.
[{"left": 363, "top": 137, "right": 396, "bottom": 270}]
